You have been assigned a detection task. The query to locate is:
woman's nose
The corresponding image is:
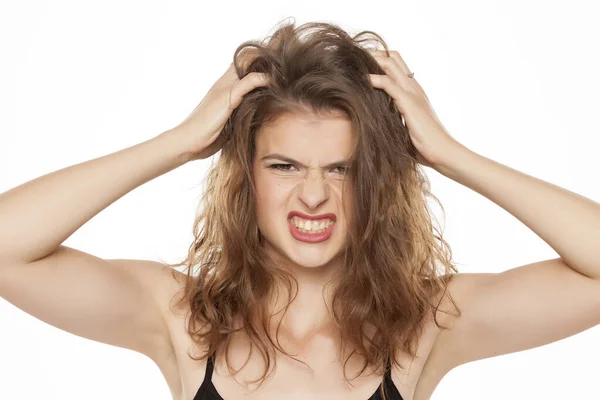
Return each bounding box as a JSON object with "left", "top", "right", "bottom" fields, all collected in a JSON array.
[{"left": 298, "top": 176, "right": 329, "bottom": 209}]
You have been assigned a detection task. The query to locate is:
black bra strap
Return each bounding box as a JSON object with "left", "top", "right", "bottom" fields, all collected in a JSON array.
[{"left": 203, "top": 354, "right": 215, "bottom": 384}]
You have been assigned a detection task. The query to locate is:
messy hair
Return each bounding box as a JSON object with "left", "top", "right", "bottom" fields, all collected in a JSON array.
[{"left": 164, "top": 18, "right": 460, "bottom": 400}]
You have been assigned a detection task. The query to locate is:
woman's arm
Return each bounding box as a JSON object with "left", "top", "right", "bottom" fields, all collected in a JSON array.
[
  {"left": 0, "top": 60, "right": 268, "bottom": 361},
  {"left": 0, "top": 128, "right": 195, "bottom": 359},
  {"left": 367, "top": 47, "right": 600, "bottom": 374},
  {"left": 432, "top": 144, "right": 600, "bottom": 370}
]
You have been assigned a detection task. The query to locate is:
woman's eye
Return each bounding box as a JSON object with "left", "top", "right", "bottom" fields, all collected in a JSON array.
[
  {"left": 269, "top": 163, "right": 296, "bottom": 172},
  {"left": 332, "top": 166, "right": 348, "bottom": 175}
]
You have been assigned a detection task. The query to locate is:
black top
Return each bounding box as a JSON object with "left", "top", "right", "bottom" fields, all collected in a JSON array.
[{"left": 193, "top": 354, "right": 404, "bottom": 400}]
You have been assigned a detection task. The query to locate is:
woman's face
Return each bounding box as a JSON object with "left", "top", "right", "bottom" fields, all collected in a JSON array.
[{"left": 253, "top": 111, "right": 354, "bottom": 270}]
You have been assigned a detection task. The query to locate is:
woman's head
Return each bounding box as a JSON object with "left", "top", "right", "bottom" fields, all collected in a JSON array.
[{"left": 166, "top": 19, "right": 459, "bottom": 398}]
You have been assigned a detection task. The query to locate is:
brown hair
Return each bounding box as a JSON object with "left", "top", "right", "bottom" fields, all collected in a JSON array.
[{"left": 164, "top": 18, "right": 460, "bottom": 400}]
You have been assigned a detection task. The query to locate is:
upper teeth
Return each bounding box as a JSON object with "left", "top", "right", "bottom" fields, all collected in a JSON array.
[{"left": 291, "top": 217, "right": 334, "bottom": 231}]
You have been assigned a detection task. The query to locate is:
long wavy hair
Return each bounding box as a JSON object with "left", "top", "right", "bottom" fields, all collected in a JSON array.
[{"left": 164, "top": 19, "right": 460, "bottom": 400}]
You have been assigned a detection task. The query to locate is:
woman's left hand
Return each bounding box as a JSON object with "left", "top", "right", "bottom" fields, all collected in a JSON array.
[{"left": 367, "top": 49, "right": 461, "bottom": 168}]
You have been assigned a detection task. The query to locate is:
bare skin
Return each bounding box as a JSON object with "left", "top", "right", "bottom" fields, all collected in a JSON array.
[{"left": 150, "top": 264, "right": 456, "bottom": 400}]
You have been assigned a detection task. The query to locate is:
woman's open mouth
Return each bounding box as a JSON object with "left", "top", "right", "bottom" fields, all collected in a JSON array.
[{"left": 287, "top": 217, "right": 335, "bottom": 243}]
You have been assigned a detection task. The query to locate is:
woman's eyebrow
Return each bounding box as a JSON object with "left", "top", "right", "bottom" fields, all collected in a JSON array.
[{"left": 260, "top": 153, "right": 350, "bottom": 169}]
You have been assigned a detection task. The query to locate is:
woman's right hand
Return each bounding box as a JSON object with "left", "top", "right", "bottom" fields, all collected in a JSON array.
[{"left": 174, "top": 62, "right": 269, "bottom": 160}]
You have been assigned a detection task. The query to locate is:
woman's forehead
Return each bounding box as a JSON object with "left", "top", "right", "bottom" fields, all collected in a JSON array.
[{"left": 255, "top": 112, "right": 354, "bottom": 156}]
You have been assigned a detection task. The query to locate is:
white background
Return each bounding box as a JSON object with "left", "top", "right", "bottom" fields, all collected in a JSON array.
[{"left": 1, "top": 0, "right": 599, "bottom": 399}]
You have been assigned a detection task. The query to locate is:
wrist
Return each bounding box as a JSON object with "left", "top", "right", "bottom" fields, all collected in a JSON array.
[
  {"left": 432, "top": 141, "right": 475, "bottom": 178},
  {"left": 157, "top": 128, "right": 197, "bottom": 164}
]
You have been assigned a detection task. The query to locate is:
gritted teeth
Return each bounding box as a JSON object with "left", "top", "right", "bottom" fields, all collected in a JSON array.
[{"left": 289, "top": 216, "right": 335, "bottom": 232}]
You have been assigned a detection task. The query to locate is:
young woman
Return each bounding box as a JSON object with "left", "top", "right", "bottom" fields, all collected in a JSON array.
[{"left": 1, "top": 21, "right": 599, "bottom": 400}]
